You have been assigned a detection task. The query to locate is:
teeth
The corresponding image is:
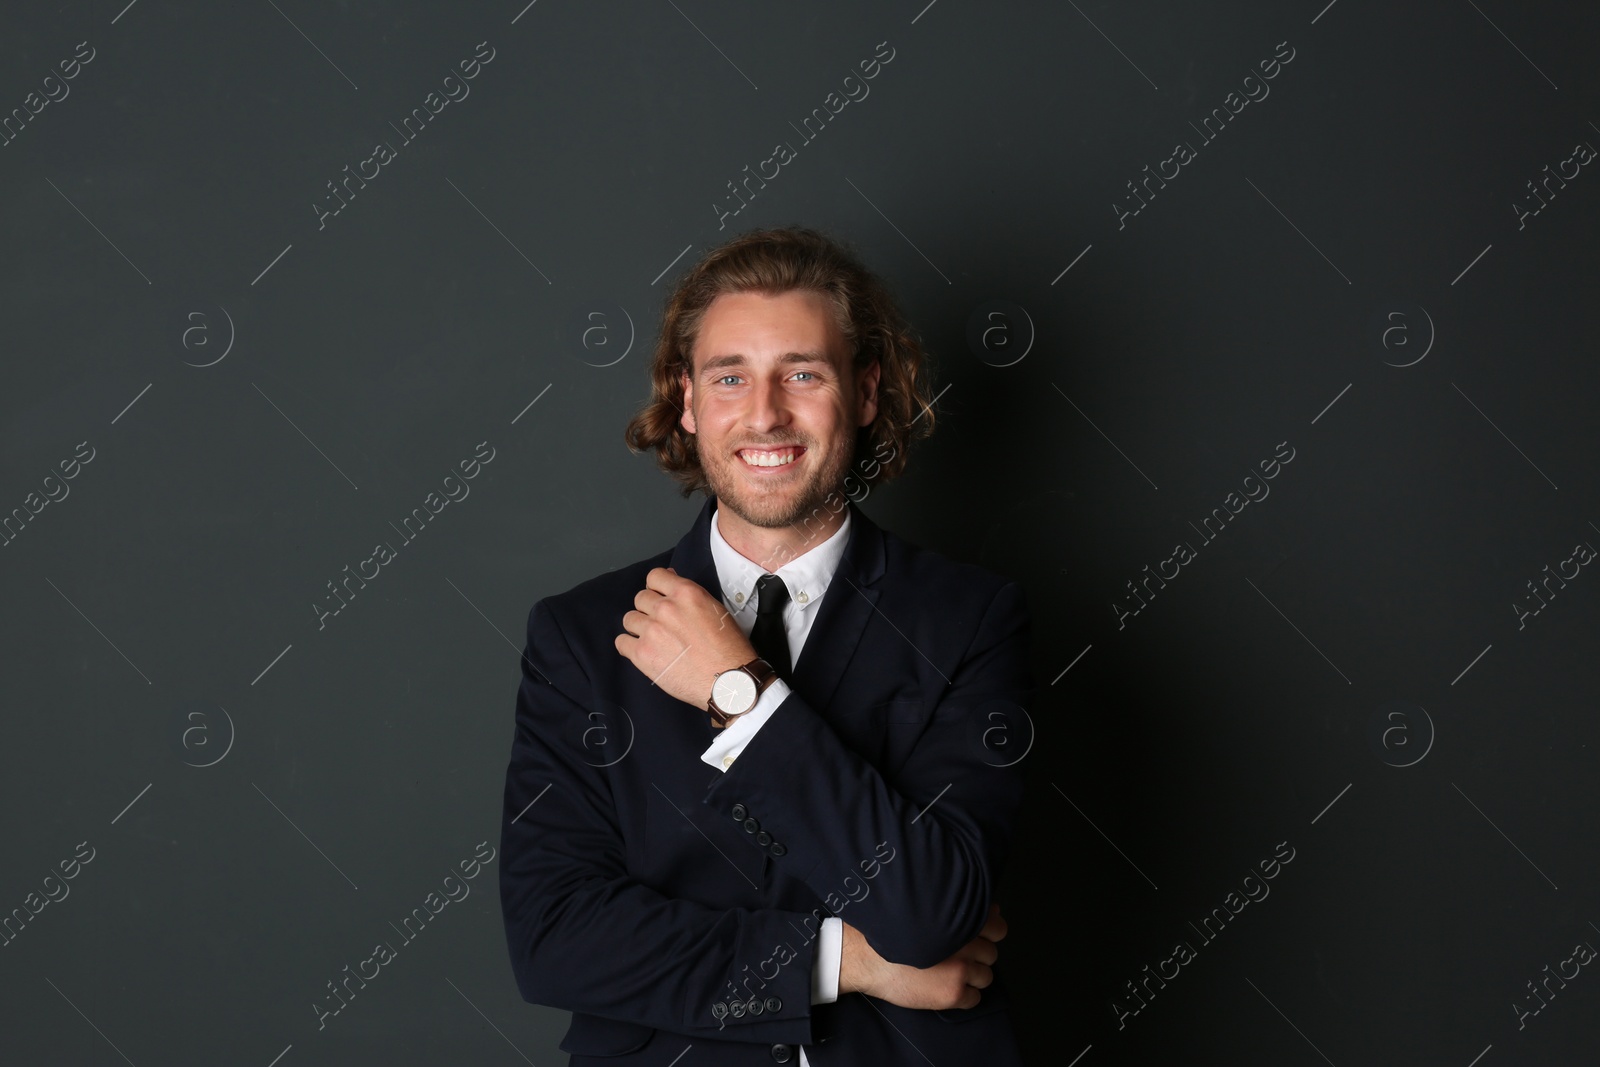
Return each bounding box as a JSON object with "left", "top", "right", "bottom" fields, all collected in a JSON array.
[{"left": 740, "top": 449, "right": 797, "bottom": 467}]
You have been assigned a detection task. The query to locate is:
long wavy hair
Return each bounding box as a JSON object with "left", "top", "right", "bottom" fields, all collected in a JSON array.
[{"left": 622, "top": 225, "right": 937, "bottom": 498}]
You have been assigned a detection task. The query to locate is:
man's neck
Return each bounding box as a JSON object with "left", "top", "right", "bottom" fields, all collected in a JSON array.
[{"left": 715, "top": 497, "right": 847, "bottom": 574}]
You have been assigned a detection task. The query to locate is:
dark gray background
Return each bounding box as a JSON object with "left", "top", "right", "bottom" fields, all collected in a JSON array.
[{"left": 2, "top": 1, "right": 1597, "bottom": 1064}]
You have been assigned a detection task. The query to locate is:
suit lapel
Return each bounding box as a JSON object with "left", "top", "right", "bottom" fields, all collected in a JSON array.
[{"left": 668, "top": 493, "right": 888, "bottom": 723}]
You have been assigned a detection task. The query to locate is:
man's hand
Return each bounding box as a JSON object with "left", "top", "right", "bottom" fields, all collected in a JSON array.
[
  {"left": 615, "top": 566, "right": 757, "bottom": 710},
  {"left": 838, "top": 903, "right": 1008, "bottom": 1011}
]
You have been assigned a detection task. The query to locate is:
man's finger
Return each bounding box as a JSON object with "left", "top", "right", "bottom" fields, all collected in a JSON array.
[{"left": 968, "top": 937, "right": 999, "bottom": 967}]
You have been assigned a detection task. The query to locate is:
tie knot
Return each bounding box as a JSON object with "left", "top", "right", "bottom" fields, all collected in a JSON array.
[{"left": 754, "top": 573, "right": 789, "bottom": 618}]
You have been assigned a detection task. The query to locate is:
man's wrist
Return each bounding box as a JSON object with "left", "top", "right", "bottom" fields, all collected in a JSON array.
[{"left": 837, "top": 920, "right": 883, "bottom": 997}]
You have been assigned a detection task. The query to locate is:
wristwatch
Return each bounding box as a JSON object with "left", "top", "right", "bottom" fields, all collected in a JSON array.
[{"left": 707, "top": 657, "right": 779, "bottom": 728}]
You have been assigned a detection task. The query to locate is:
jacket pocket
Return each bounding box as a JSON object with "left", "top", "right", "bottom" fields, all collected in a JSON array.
[
  {"left": 558, "top": 1012, "right": 655, "bottom": 1056},
  {"left": 830, "top": 698, "right": 929, "bottom": 770}
]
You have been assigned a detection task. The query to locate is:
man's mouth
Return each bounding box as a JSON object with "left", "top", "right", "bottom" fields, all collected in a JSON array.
[{"left": 737, "top": 446, "right": 805, "bottom": 469}]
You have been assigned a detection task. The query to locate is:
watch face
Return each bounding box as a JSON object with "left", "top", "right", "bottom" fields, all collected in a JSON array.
[{"left": 713, "top": 669, "right": 757, "bottom": 716}]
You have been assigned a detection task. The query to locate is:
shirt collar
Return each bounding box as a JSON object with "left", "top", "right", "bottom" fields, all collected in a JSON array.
[{"left": 708, "top": 500, "right": 852, "bottom": 617}]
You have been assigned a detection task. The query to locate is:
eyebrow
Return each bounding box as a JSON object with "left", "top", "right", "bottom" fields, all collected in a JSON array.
[{"left": 697, "top": 351, "right": 831, "bottom": 377}]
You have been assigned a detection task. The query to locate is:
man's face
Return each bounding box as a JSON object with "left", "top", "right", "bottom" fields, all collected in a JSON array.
[{"left": 680, "top": 288, "right": 879, "bottom": 530}]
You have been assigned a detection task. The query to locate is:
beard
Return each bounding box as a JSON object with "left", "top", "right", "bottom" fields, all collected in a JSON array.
[{"left": 698, "top": 429, "right": 857, "bottom": 531}]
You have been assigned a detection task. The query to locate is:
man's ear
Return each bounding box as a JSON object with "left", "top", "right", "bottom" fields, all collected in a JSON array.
[
  {"left": 856, "top": 358, "right": 882, "bottom": 428},
  {"left": 679, "top": 371, "right": 696, "bottom": 435}
]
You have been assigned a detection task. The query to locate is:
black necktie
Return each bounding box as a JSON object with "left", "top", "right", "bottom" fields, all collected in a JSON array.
[{"left": 750, "top": 573, "right": 792, "bottom": 682}]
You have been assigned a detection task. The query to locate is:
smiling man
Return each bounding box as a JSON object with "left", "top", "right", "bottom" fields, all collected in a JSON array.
[
  {"left": 687, "top": 284, "right": 864, "bottom": 553},
  {"left": 499, "top": 226, "right": 1033, "bottom": 1066}
]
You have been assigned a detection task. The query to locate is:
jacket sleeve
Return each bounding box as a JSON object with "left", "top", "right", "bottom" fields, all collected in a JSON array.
[
  {"left": 498, "top": 597, "right": 822, "bottom": 1043},
  {"left": 702, "top": 579, "right": 1034, "bottom": 970}
]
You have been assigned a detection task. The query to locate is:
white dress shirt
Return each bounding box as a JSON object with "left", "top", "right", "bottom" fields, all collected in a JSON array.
[{"left": 700, "top": 503, "right": 850, "bottom": 1064}]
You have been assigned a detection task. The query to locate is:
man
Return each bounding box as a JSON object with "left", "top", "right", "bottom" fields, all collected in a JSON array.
[{"left": 499, "top": 226, "right": 1034, "bottom": 1065}]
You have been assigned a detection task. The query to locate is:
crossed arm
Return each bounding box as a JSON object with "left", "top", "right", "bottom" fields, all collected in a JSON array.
[
  {"left": 499, "top": 579, "right": 1032, "bottom": 1038},
  {"left": 840, "top": 904, "right": 1009, "bottom": 1009}
]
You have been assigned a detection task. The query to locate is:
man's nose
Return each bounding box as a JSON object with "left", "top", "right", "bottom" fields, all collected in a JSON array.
[{"left": 744, "top": 376, "right": 790, "bottom": 430}]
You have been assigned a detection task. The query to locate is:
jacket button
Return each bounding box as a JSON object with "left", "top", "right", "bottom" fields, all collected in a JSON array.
[
  {"left": 770, "top": 841, "right": 787, "bottom": 857},
  {"left": 711, "top": 1000, "right": 729, "bottom": 1020},
  {"left": 743, "top": 817, "right": 760, "bottom": 834},
  {"left": 756, "top": 831, "right": 772, "bottom": 846},
  {"left": 770, "top": 1044, "right": 793, "bottom": 1063},
  {"left": 747, "top": 996, "right": 765, "bottom": 1015},
  {"left": 764, "top": 995, "right": 782, "bottom": 1013},
  {"left": 730, "top": 1000, "right": 747, "bottom": 1018},
  {"left": 731, "top": 803, "right": 748, "bottom": 821}
]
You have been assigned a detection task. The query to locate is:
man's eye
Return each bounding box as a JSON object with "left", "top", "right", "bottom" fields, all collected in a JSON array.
[{"left": 712, "top": 372, "right": 815, "bottom": 386}]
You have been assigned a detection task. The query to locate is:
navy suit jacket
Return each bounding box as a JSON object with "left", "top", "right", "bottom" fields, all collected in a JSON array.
[{"left": 499, "top": 494, "right": 1034, "bottom": 1066}]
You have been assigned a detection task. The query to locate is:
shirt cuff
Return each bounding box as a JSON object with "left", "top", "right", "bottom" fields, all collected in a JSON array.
[
  {"left": 699, "top": 677, "right": 791, "bottom": 772},
  {"left": 812, "top": 917, "right": 842, "bottom": 1005}
]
